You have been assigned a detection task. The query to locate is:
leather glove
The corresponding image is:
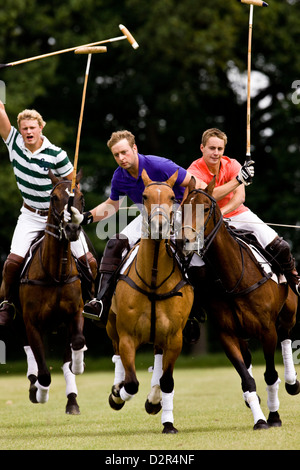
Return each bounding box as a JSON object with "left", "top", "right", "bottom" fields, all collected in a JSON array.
[{"left": 236, "top": 160, "right": 255, "bottom": 186}]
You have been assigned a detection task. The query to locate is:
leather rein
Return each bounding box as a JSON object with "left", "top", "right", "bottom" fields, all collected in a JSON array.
[
  {"left": 183, "top": 188, "right": 271, "bottom": 297},
  {"left": 21, "top": 180, "right": 81, "bottom": 287}
]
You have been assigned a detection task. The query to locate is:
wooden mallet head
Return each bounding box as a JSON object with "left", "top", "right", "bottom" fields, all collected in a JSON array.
[{"left": 238, "top": 0, "right": 268, "bottom": 6}]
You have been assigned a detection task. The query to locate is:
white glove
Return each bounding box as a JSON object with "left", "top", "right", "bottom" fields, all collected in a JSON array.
[
  {"left": 63, "top": 204, "right": 72, "bottom": 223},
  {"left": 70, "top": 206, "right": 84, "bottom": 225},
  {"left": 236, "top": 160, "right": 255, "bottom": 186}
]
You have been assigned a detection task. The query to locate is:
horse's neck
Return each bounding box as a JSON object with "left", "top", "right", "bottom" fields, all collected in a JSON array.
[
  {"left": 209, "top": 223, "right": 243, "bottom": 274},
  {"left": 41, "top": 222, "right": 73, "bottom": 280},
  {"left": 136, "top": 238, "right": 174, "bottom": 288}
]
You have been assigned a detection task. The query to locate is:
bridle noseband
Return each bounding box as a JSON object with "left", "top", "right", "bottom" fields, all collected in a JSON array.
[{"left": 182, "top": 188, "right": 223, "bottom": 257}]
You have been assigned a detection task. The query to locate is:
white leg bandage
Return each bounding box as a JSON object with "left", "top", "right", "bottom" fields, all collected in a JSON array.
[
  {"left": 24, "top": 346, "right": 38, "bottom": 378},
  {"left": 266, "top": 378, "right": 281, "bottom": 412},
  {"left": 243, "top": 391, "right": 267, "bottom": 425},
  {"left": 36, "top": 381, "right": 50, "bottom": 404},
  {"left": 281, "top": 339, "right": 297, "bottom": 385},
  {"left": 151, "top": 354, "right": 163, "bottom": 388},
  {"left": 161, "top": 390, "right": 174, "bottom": 424},
  {"left": 71, "top": 345, "right": 87, "bottom": 375},
  {"left": 247, "top": 364, "right": 254, "bottom": 378},
  {"left": 119, "top": 386, "right": 134, "bottom": 402},
  {"left": 112, "top": 355, "right": 125, "bottom": 385},
  {"left": 62, "top": 361, "right": 78, "bottom": 397}
]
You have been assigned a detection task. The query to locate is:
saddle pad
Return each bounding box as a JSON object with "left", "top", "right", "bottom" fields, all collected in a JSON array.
[
  {"left": 120, "top": 245, "right": 139, "bottom": 275},
  {"left": 241, "top": 240, "right": 286, "bottom": 285}
]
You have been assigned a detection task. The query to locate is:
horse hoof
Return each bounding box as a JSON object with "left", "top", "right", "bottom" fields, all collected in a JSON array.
[
  {"left": 162, "top": 422, "right": 178, "bottom": 434},
  {"left": 267, "top": 411, "right": 282, "bottom": 427},
  {"left": 253, "top": 419, "right": 269, "bottom": 430},
  {"left": 285, "top": 380, "right": 300, "bottom": 396},
  {"left": 66, "top": 393, "right": 80, "bottom": 415},
  {"left": 145, "top": 398, "right": 162, "bottom": 415},
  {"left": 28, "top": 374, "right": 38, "bottom": 404},
  {"left": 109, "top": 393, "right": 125, "bottom": 410},
  {"left": 66, "top": 405, "right": 80, "bottom": 415}
]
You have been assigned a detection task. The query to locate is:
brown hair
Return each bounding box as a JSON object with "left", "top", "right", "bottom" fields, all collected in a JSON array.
[
  {"left": 107, "top": 130, "right": 136, "bottom": 150},
  {"left": 201, "top": 128, "right": 227, "bottom": 147},
  {"left": 17, "top": 109, "right": 46, "bottom": 128}
]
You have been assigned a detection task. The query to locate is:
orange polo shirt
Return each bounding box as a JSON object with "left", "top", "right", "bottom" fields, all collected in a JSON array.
[{"left": 188, "top": 156, "right": 249, "bottom": 218}]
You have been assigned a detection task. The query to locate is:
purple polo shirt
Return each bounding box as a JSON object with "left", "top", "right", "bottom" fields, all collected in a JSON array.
[{"left": 109, "top": 153, "right": 187, "bottom": 204}]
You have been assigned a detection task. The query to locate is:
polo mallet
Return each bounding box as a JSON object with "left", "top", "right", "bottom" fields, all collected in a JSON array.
[
  {"left": 69, "top": 46, "right": 107, "bottom": 197},
  {"left": 238, "top": 0, "right": 268, "bottom": 163},
  {"left": 0, "top": 24, "right": 139, "bottom": 69}
]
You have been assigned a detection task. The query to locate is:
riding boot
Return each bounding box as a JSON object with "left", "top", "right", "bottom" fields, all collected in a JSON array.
[
  {"left": 266, "top": 236, "right": 300, "bottom": 295},
  {"left": 83, "top": 234, "right": 130, "bottom": 327},
  {"left": 77, "top": 252, "right": 98, "bottom": 301},
  {"left": 0, "top": 253, "right": 24, "bottom": 325},
  {"left": 183, "top": 266, "right": 207, "bottom": 344}
]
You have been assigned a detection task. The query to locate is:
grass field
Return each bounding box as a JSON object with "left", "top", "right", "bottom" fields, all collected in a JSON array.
[{"left": 0, "top": 352, "right": 300, "bottom": 451}]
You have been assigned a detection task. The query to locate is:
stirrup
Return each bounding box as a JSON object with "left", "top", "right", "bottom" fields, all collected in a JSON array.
[{"left": 82, "top": 298, "right": 104, "bottom": 320}]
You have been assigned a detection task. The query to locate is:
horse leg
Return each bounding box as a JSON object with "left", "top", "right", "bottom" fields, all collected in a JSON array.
[
  {"left": 25, "top": 324, "right": 51, "bottom": 404},
  {"left": 159, "top": 346, "right": 182, "bottom": 434},
  {"left": 260, "top": 327, "right": 283, "bottom": 427},
  {"left": 109, "top": 354, "right": 126, "bottom": 410},
  {"left": 281, "top": 339, "right": 300, "bottom": 395},
  {"left": 24, "top": 345, "right": 38, "bottom": 403},
  {"left": 277, "top": 294, "right": 300, "bottom": 395},
  {"left": 145, "top": 348, "right": 163, "bottom": 415},
  {"left": 62, "top": 361, "right": 80, "bottom": 415},
  {"left": 117, "top": 336, "right": 139, "bottom": 404},
  {"left": 220, "top": 332, "right": 268, "bottom": 430},
  {"left": 69, "top": 312, "right": 87, "bottom": 375}
]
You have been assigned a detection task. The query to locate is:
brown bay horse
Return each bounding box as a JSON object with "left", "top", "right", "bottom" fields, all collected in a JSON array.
[
  {"left": 106, "top": 170, "right": 194, "bottom": 434},
  {"left": 181, "top": 177, "right": 299, "bottom": 430},
  {"left": 18, "top": 170, "right": 89, "bottom": 414}
]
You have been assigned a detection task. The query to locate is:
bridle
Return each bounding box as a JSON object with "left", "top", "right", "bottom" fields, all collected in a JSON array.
[
  {"left": 182, "top": 188, "right": 223, "bottom": 257},
  {"left": 142, "top": 181, "right": 175, "bottom": 238},
  {"left": 45, "top": 180, "right": 83, "bottom": 241}
]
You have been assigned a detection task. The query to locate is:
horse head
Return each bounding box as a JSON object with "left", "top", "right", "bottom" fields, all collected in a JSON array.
[
  {"left": 141, "top": 169, "right": 178, "bottom": 240},
  {"left": 49, "top": 169, "right": 84, "bottom": 242},
  {"left": 181, "top": 176, "right": 220, "bottom": 256}
]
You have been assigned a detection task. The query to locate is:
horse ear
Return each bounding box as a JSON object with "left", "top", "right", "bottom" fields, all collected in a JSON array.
[
  {"left": 141, "top": 169, "right": 152, "bottom": 187},
  {"left": 188, "top": 175, "right": 196, "bottom": 192},
  {"left": 165, "top": 170, "right": 178, "bottom": 188},
  {"left": 48, "top": 169, "right": 60, "bottom": 186},
  {"left": 76, "top": 168, "right": 83, "bottom": 185},
  {"left": 206, "top": 176, "right": 216, "bottom": 195}
]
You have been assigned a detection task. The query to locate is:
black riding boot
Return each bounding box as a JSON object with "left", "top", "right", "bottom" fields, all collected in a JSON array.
[
  {"left": 266, "top": 236, "right": 300, "bottom": 295},
  {"left": 183, "top": 266, "right": 207, "bottom": 344},
  {"left": 83, "top": 234, "right": 129, "bottom": 327},
  {"left": 0, "top": 253, "right": 24, "bottom": 326}
]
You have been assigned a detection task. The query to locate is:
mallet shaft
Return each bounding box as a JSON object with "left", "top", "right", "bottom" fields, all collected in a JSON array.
[
  {"left": 71, "top": 54, "right": 92, "bottom": 192},
  {"left": 0, "top": 36, "right": 125, "bottom": 69},
  {"left": 246, "top": 5, "right": 253, "bottom": 158}
]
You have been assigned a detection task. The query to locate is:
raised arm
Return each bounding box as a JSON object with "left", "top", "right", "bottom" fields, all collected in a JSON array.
[{"left": 0, "top": 100, "right": 12, "bottom": 141}]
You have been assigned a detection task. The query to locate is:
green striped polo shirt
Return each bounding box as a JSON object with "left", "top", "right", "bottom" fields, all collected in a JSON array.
[{"left": 4, "top": 126, "right": 73, "bottom": 210}]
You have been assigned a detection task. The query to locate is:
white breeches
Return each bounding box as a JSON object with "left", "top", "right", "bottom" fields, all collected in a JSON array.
[
  {"left": 10, "top": 206, "right": 88, "bottom": 258},
  {"left": 224, "top": 210, "right": 278, "bottom": 248}
]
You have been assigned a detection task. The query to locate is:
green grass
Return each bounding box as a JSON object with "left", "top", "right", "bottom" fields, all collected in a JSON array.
[{"left": 0, "top": 352, "right": 300, "bottom": 450}]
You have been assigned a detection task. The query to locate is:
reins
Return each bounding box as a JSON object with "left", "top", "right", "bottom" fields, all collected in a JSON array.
[{"left": 183, "top": 188, "right": 272, "bottom": 297}]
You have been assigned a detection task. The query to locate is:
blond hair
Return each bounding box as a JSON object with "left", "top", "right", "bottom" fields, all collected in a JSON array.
[
  {"left": 17, "top": 109, "right": 46, "bottom": 129},
  {"left": 107, "top": 130, "right": 136, "bottom": 150},
  {"left": 201, "top": 128, "right": 227, "bottom": 147}
]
